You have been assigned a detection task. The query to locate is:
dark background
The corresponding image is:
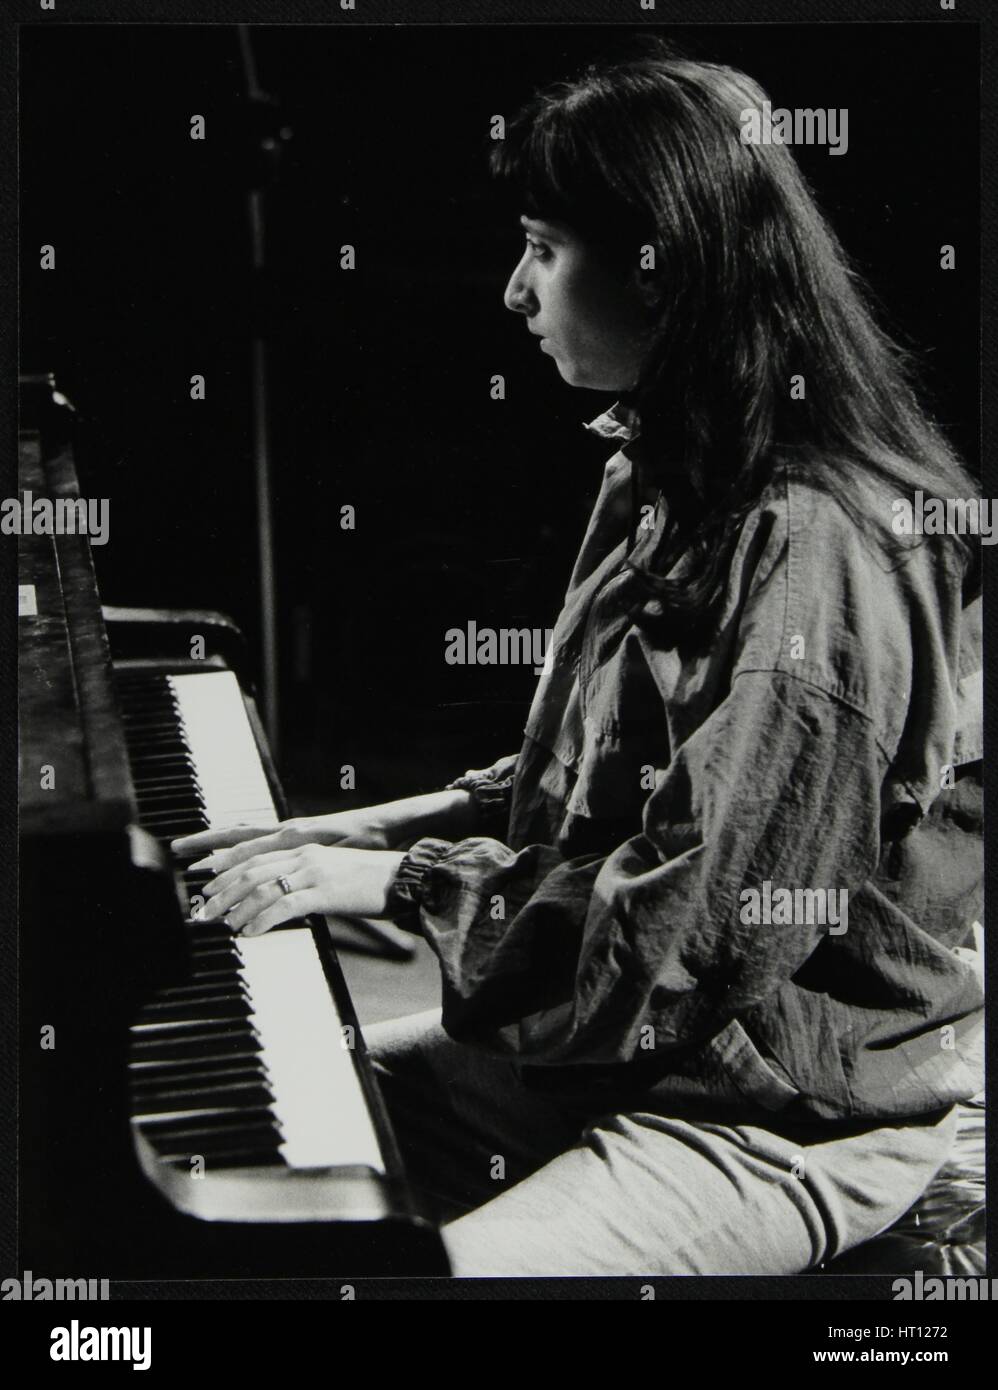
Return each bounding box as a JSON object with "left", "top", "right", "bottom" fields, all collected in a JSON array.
[{"left": 19, "top": 22, "right": 980, "bottom": 809}]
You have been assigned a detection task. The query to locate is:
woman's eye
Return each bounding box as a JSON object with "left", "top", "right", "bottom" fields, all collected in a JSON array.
[{"left": 526, "top": 238, "right": 552, "bottom": 262}]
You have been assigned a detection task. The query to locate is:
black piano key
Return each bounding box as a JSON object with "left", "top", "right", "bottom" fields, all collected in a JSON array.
[
  {"left": 129, "top": 722, "right": 187, "bottom": 745},
  {"left": 188, "top": 941, "right": 240, "bottom": 958},
  {"left": 134, "top": 770, "right": 201, "bottom": 788},
  {"left": 121, "top": 704, "right": 181, "bottom": 722},
  {"left": 144, "top": 1121, "right": 282, "bottom": 1158},
  {"left": 135, "top": 1078, "right": 274, "bottom": 1109},
  {"left": 156, "top": 818, "right": 208, "bottom": 836},
  {"left": 184, "top": 968, "right": 244, "bottom": 984},
  {"left": 186, "top": 956, "right": 240, "bottom": 976},
  {"left": 130, "top": 1017, "right": 256, "bottom": 1041},
  {"left": 129, "top": 1045, "right": 265, "bottom": 1073},
  {"left": 122, "top": 704, "right": 180, "bottom": 720},
  {"left": 185, "top": 933, "right": 240, "bottom": 950},
  {"left": 139, "top": 786, "right": 203, "bottom": 806},
  {"left": 142, "top": 814, "right": 209, "bottom": 836},
  {"left": 137, "top": 983, "right": 245, "bottom": 1008},
  {"left": 144, "top": 815, "right": 208, "bottom": 832},
  {"left": 136, "top": 995, "right": 251, "bottom": 1021},
  {"left": 158, "top": 1148, "right": 283, "bottom": 1171},
  {"left": 189, "top": 935, "right": 240, "bottom": 951},
  {"left": 138, "top": 803, "right": 203, "bottom": 823},
  {"left": 131, "top": 1078, "right": 271, "bottom": 1109},
  {"left": 129, "top": 1032, "right": 262, "bottom": 1063},
  {"left": 142, "top": 1103, "right": 276, "bottom": 1133},
  {"left": 116, "top": 670, "right": 170, "bottom": 686},
  {"left": 128, "top": 745, "right": 194, "bottom": 762},
  {"left": 121, "top": 696, "right": 180, "bottom": 711},
  {"left": 133, "top": 769, "right": 201, "bottom": 788},
  {"left": 131, "top": 1064, "right": 269, "bottom": 1097},
  {"left": 128, "top": 752, "right": 198, "bottom": 770},
  {"left": 141, "top": 796, "right": 203, "bottom": 815},
  {"left": 142, "top": 777, "right": 200, "bottom": 795},
  {"left": 122, "top": 719, "right": 183, "bottom": 735},
  {"left": 134, "top": 1078, "right": 273, "bottom": 1100},
  {"left": 141, "top": 988, "right": 248, "bottom": 1013},
  {"left": 131, "top": 1004, "right": 253, "bottom": 1031},
  {"left": 135, "top": 785, "right": 200, "bottom": 803},
  {"left": 133, "top": 997, "right": 244, "bottom": 1020},
  {"left": 127, "top": 741, "right": 189, "bottom": 758},
  {"left": 132, "top": 1078, "right": 275, "bottom": 1112},
  {"left": 135, "top": 790, "right": 201, "bottom": 809},
  {"left": 139, "top": 806, "right": 204, "bottom": 822},
  {"left": 130, "top": 1061, "right": 268, "bottom": 1094},
  {"left": 154, "top": 980, "right": 249, "bottom": 1001},
  {"left": 131, "top": 1016, "right": 254, "bottom": 1040},
  {"left": 152, "top": 808, "right": 207, "bottom": 822},
  {"left": 152, "top": 831, "right": 209, "bottom": 849},
  {"left": 130, "top": 1057, "right": 268, "bottom": 1088}
]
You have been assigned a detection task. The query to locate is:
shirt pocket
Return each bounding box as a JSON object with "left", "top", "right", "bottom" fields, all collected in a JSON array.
[{"left": 705, "top": 1017, "right": 802, "bottom": 1112}]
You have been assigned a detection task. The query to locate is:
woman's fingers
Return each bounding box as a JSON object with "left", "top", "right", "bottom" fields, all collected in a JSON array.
[
  {"left": 187, "top": 828, "right": 305, "bottom": 873},
  {"left": 196, "top": 845, "right": 404, "bottom": 938},
  {"left": 171, "top": 824, "right": 275, "bottom": 857},
  {"left": 233, "top": 885, "right": 318, "bottom": 937},
  {"left": 211, "top": 871, "right": 312, "bottom": 934},
  {"left": 199, "top": 851, "right": 302, "bottom": 920}
]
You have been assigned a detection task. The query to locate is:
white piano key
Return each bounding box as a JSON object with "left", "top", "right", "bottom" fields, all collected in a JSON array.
[
  {"left": 169, "top": 671, "right": 279, "bottom": 830},
  {"left": 126, "top": 669, "right": 394, "bottom": 1222},
  {"left": 236, "top": 929, "right": 385, "bottom": 1172}
]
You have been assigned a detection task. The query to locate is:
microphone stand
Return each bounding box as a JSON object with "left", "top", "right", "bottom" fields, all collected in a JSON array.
[
  {"left": 232, "top": 30, "right": 413, "bottom": 962},
  {"left": 235, "top": 25, "right": 290, "bottom": 755}
]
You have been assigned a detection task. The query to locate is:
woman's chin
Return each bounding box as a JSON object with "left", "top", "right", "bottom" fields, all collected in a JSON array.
[
  {"left": 558, "top": 361, "right": 617, "bottom": 391},
  {"left": 555, "top": 358, "right": 593, "bottom": 388}
]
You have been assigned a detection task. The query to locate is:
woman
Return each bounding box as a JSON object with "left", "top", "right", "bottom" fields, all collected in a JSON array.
[{"left": 175, "top": 44, "right": 984, "bottom": 1277}]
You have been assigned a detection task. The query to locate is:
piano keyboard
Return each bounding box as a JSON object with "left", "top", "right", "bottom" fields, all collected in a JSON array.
[
  {"left": 120, "top": 669, "right": 279, "bottom": 839},
  {"left": 117, "top": 668, "right": 388, "bottom": 1222}
]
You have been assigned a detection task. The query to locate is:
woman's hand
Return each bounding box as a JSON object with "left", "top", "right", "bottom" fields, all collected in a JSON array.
[
  {"left": 171, "top": 808, "right": 394, "bottom": 867},
  {"left": 196, "top": 843, "right": 407, "bottom": 937}
]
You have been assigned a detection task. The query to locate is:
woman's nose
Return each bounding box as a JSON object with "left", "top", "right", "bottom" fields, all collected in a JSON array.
[{"left": 503, "top": 257, "right": 536, "bottom": 315}]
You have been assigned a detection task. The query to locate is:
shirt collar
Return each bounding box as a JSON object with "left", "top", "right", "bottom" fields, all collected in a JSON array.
[{"left": 583, "top": 399, "right": 641, "bottom": 445}]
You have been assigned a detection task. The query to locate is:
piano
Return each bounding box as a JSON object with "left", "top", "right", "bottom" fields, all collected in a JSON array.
[{"left": 17, "top": 375, "right": 449, "bottom": 1277}]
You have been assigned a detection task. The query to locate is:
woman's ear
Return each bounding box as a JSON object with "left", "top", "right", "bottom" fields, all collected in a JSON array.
[
  {"left": 629, "top": 272, "right": 662, "bottom": 329},
  {"left": 626, "top": 255, "right": 662, "bottom": 313}
]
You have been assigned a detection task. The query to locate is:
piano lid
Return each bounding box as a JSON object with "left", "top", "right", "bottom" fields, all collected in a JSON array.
[{"left": 18, "top": 379, "right": 136, "bottom": 838}]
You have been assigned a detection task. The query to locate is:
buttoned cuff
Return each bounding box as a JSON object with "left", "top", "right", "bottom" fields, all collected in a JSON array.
[
  {"left": 445, "top": 755, "right": 518, "bottom": 834},
  {"left": 385, "top": 836, "right": 453, "bottom": 925}
]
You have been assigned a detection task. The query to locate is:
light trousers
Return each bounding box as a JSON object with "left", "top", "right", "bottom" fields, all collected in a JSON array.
[{"left": 365, "top": 1008, "right": 957, "bottom": 1278}]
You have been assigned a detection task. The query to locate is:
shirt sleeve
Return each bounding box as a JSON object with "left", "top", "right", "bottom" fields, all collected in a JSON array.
[
  {"left": 443, "top": 753, "right": 518, "bottom": 836},
  {"left": 387, "top": 669, "right": 889, "bottom": 1066}
]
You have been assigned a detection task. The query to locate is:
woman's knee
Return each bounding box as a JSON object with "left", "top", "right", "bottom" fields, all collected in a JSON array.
[{"left": 362, "top": 1007, "right": 445, "bottom": 1070}]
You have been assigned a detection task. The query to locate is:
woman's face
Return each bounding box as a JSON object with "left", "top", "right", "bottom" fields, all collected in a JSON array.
[{"left": 503, "top": 215, "right": 653, "bottom": 390}]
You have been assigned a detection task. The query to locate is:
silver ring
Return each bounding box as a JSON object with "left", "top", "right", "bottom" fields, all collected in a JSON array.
[{"left": 276, "top": 875, "right": 293, "bottom": 896}]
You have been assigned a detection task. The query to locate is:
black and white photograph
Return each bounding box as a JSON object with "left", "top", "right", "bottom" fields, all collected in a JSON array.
[{"left": 2, "top": 0, "right": 992, "bottom": 1338}]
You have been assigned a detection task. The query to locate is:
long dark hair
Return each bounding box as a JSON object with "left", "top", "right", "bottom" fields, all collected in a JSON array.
[{"left": 490, "top": 40, "right": 979, "bottom": 645}]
